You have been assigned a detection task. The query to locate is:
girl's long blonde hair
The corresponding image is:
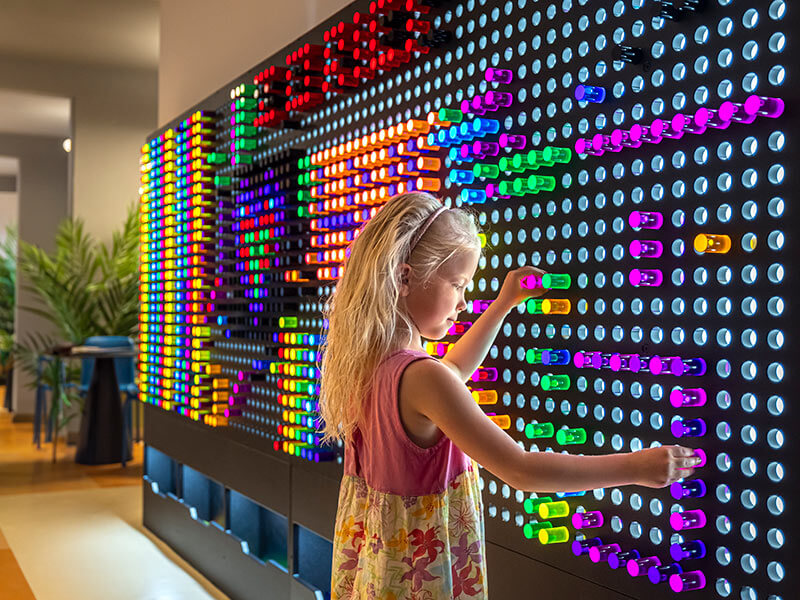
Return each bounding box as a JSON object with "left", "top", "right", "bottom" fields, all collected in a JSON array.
[{"left": 318, "top": 192, "right": 481, "bottom": 443}]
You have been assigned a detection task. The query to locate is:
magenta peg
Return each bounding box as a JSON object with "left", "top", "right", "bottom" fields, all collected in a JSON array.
[
  {"left": 574, "top": 351, "right": 602, "bottom": 369},
  {"left": 719, "top": 100, "right": 756, "bottom": 123},
  {"left": 471, "top": 299, "right": 492, "bottom": 313},
  {"left": 649, "top": 355, "right": 685, "bottom": 376},
  {"left": 499, "top": 133, "right": 526, "bottom": 150},
  {"left": 485, "top": 90, "right": 513, "bottom": 108},
  {"left": 627, "top": 556, "right": 661, "bottom": 577},
  {"left": 574, "top": 137, "right": 604, "bottom": 156},
  {"left": 670, "top": 509, "right": 707, "bottom": 531},
  {"left": 669, "top": 387, "right": 707, "bottom": 408},
  {"left": 629, "top": 239, "right": 663, "bottom": 258},
  {"left": 520, "top": 274, "right": 543, "bottom": 289},
  {"left": 690, "top": 448, "right": 707, "bottom": 468},
  {"left": 473, "top": 140, "right": 499, "bottom": 156},
  {"left": 661, "top": 115, "right": 685, "bottom": 139},
  {"left": 611, "top": 127, "right": 640, "bottom": 149},
  {"left": 744, "top": 94, "right": 784, "bottom": 118},
  {"left": 669, "top": 570, "right": 706, "bottom": 593},
  {"left": 629, "top": 268, "right": 663, "bottom": 287},
  {"left": 589, "top": 543, "right": 621, "bottom": 563},
  {"left": 641, "top": 121, "right": 664, "bottom": 143},
  {"left": 485, "top": 68, "right": 513, "bottom": 84},
  {"left": 472, "top": 367, "right": 498, "bottom": 382},
  {"left": 572, "top": 511, "right": 604, "bottom": 529},
  {"left": 609, "top": 353, "right": 642, "bottom": 372},
  {"left": 628, "top": 210, "right": 663, "bottom": 230}
]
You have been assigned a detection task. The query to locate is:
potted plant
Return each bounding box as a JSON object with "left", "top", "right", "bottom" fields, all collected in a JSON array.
[
  {"left": 13, "top": 206, "right": 139, "bottom": 461},
  {"left": 0, "top": 226, "right": 16, "bottom": 411}
]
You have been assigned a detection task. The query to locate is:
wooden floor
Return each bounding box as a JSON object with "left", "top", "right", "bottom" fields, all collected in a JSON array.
[
  {"left": 0, "top": 387, "right": 228, "bottom": 600},
  {"left": 0, "top": 391, "right": 144, "bottom": 598}
]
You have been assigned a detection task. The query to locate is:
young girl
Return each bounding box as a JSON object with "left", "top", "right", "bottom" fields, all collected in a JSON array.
[{"left": 320, "top": 191, "right": 700, "bottom": 599}]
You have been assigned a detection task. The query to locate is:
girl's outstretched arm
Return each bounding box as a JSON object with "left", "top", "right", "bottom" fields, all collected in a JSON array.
[
  {"left": 401, "top": 357, "right": 701, "bottom": 493},
  {"left": 441, "top": 266, "right": 546, "bottom": 382}
]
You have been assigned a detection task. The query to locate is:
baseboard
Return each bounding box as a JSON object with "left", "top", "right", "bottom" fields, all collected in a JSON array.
[{"left": 11, "top": 413, "right": 34, "bottom": 423}]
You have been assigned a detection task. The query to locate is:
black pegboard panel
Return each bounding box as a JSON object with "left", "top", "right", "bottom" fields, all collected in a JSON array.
[{"left": 139, "top": 1, "right": 796, "bottom": 598}]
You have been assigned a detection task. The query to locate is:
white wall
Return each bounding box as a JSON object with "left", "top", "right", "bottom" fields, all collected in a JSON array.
[
  {"left": 0, "top": 57, "right": 157, "bottom": 243},
  {"left": 159, "top": 0, "right": 353, "bottom": 125},
  {"left": 0, "top": 191, "right": 17, "bottom": 236}
]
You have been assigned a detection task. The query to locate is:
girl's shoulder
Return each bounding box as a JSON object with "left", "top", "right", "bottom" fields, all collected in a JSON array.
[{"left": 379, "top": 346, "right": 436, "bottom": 369}]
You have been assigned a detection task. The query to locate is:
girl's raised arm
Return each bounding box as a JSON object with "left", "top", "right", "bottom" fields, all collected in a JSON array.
[{"left": 442, "top": 267, "right": 545, "bottom": 382}]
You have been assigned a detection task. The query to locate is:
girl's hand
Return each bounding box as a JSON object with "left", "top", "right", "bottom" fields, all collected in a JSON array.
[
  {"left": 495, "top": 266, "right": 548, "bottom": 311},
  {"left": 631, "top": 445, "right": 701, "bottom": 488}
]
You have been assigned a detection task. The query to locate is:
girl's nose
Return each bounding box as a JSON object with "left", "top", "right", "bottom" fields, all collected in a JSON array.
[{"left": 457, "top": 294, "right": 467, "bottom": 311}]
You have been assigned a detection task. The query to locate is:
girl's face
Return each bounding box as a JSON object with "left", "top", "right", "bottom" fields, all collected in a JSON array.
[{"left": 401, "top": 247, "right": 481, "bottom": 342}]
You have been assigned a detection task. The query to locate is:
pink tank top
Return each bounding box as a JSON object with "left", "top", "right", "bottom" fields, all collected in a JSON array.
[{"left": 343, "top": 348, "right": 472, "bottom": 495}]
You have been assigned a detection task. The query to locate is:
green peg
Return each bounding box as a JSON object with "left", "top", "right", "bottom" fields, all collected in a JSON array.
[
  {"left": 473, "top": 163, "right": 500, "bottom": 178},
  {"left": 439, "top": 108, "right": 463, "bottom": 123},
  {"left": 525, "top": 422, "right": 555, "bottom": 439},
  {"left": 279, "top": 316, "right": 298, "bottom": 328},
  {"left": 498, "top": 180, "right": 524, "bottom": 197},
  {"left": 237, "top": 124, "right": 257, "bottom": 137},
  {"left": 512, "top": 152, "right": 539, "bottom": 171},
  {"left": 541, "top": 374, "right": 571, "bottom": 391},
  {"left": 214, "top": 175, "right": 231, "bottom": 186},
  {"left": 556, "top": 427, "right": 587, "bottom": 445},
  {"left": 526, "top": 298, "right": 545, "bottom": 314},
  {"left": 514, "top": 177, "right": 540, "bottom": 195},
  {"left": 207, "top": 152, "right": 228, "bottom": 164},
  {"left": 497, "top": 155, "right": 523, "bottom": 173},
  {"left": 529, "top": 149, "right": 554, "bottom": 167},
  {"left": 523, "top": 521, "right": 553, "bottom": 539},
  {"left": 234, "top": 111, "right": 257, "bottom": 124},
  {"left": 235, "top": 138, "right": 257, "bottom": 151},
  {"left": 531, "top": 175, "right": 556, "bottom": 192},
  {"left": 523, "top": 496, "right": 553, "bottom": 514},
  {"left": 543, "top": 146, "right": 572, "bottom": 164},
  {"left": 525, "top": 348, "right": 549, "bottom": 364},
  {"left": 234, "top": 84, "right": 258, "bottom": 97},
  {"left": 541, "top": 273, "right": 571, "bottom": 289}
]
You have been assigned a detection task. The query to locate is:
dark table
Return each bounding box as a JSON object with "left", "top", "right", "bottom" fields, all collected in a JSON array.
[{"left": 69, "top": 346, "right": 137, "bottom": 466}]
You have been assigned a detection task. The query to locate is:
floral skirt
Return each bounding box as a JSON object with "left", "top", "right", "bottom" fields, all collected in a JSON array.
[{"left": 331, "top": 461, "right": 487, "bottom": 600}]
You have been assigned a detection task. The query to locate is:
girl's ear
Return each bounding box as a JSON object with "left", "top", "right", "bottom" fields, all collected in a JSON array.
[{"left": 398, "top": 263, "right": 412, "bottom": 297}]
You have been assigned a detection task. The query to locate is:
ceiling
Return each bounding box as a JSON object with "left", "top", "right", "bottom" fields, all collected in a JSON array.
[
  {"left": 0, "top": 0, "right": 159, "bottom": 71},
  {"left": 0, "top": 89, "right": 71, "bottom": 138}
]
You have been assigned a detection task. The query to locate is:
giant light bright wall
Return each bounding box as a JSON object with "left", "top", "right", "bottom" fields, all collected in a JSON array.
[{"left": 138, "top": 0, "right": 794, "bottom": 598}]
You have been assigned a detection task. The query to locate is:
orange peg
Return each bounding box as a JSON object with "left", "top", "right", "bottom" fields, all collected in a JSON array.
[
  {"left": 416, "top": 177, "right": 441, "bottom": 192},
  {"left": 488, "top": 415, "right": 511, "bottom": 429}
]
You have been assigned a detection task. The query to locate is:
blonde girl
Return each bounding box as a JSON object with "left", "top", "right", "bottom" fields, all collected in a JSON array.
[{"left": 320, "top": 191, "right": 699, "bottom": 599}]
